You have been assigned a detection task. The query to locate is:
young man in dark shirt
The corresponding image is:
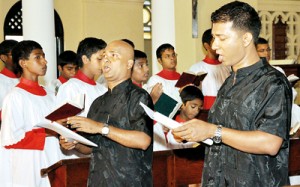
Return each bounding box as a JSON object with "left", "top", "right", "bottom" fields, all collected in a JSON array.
[{"left": 173, "top": 1, "right": 292, "bottom": 186}]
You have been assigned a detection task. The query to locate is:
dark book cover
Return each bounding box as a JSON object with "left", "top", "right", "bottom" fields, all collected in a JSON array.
[
  {"left": 154, "top": 93, "right": 181, "bottom": 118},
  {"left": 45, "top": 103, "right": 83, "bottom": 121},
  {"left": 175, "top": 71, "right": 207, "bottom": 88}
]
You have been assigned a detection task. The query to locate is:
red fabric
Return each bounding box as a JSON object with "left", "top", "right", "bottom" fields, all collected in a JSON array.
[
  {"left": 0, "top": 110, "right": 1, "bottom": 121},
  {"left": 74, "top": 70, "right": 96, "bottom": 85},
  {"left": 156, "top": 69, "right": 180, "bottom": 80},
  {"left": 58, "top": 76, "right": 68, "bottom": 84},
  {"left": 5, "top": 128, "right": 46, "bottom": 150},
  {"left": 16, "top": 78, "right": 46, "bottom": 96},
  {"left": 132, "top": 81, "right": 142, "bottom": 88},
  {"left": 203, "top": 56, "right": 221, "bottom": 65},
  {"left": 203, "top": 96, "right": 216, "bottom": 110},
  {"left": 175, "top": 114, "right": 186, "bottom": 123},
  {"left": 0, "top": 67, "right": 18, "bottom": 78}
]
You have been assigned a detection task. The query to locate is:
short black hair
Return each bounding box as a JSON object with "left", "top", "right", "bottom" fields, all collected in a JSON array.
[
  {"left": 211, "top": 1, "right": 261, "bottom": 44},
  {"left": 202, "top": 29, "right": 213, "bottom": 45},
  {"left": 180, "top": 85, "right": 204, "bottom": 104},
  {"left": 156, "top": 43, "right": 174, "bottom": 59},
  {"left": 12, "top": 40, "right": 42, "bottom": 75},
  {"left": 121, "top": 39, "right": 135, "bottom": 49},
  {"left": 0, "top": 40, "right": 18, "bottom": 55},
  {"left": 134, "top": 50, "right": 147, "bottom": 61},
  {"left": 58, "top": 50, "right": 78, "bottom": 67},
  {"left": 77, "top": 37, "right": 107, "bottom": 67},
  {"left": 256, "top": 37, "right": 268, "bottom": 45}
]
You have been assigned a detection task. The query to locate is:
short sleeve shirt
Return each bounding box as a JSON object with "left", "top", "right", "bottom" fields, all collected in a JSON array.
[
  {"left": 202, "top": 59, "right": 292, "bottom": 187},
  {"left": 84, "top": 79, "right": 153, "bottom": 187}
]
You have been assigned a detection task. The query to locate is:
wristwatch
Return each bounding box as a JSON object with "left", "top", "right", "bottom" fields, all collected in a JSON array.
[
  {"left": 213, "top": 125, "right": 222, "bottom": 144},
  {"left": 101, "top": 123, "right": 110, "bottom": 136}
]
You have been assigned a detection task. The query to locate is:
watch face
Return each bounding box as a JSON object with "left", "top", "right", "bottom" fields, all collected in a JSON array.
[
  {"left": 213, "top": 136, "right": 221, "bottom": 144},
  {"left": 102, "top": 126, "right": 109, "bottom": 135}
]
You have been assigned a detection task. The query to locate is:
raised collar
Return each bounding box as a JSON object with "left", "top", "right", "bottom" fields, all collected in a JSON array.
[
  {"left": 58, "top": 75, "right": 68, "bottom": 84},
  {"left": 203, "top": 56, "right": 221, "bottom": 65},
  {"left": 17, "top": 77, "right": 46, "bottom": 96},
  {"left": 0, "top": 67, "right": 18, "bottom": 78},
  {"left": 234, "top": 59, "right": 266, "bottom": 78},
  {"left": 108, "top": 79, "right": 132, "bottom": 94},
  {"left": 156, "top": 69, "right": 180, "bottom": 80},
  {"left": 74, "top": 70, "right": 96, "bottom": 85}
]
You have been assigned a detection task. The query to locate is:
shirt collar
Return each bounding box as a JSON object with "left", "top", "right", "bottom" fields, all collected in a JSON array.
[
  {"left": 74, "top": 70, "right": 96, "bottom": 85},
  {"left": 0, "top": 67, "right": 18, "bottom": 78},
  {"left": 58, "top": 75, "right": 68, "bottom": 84},
  {"left": 16, "top": 77, "right": 46, "bottom": 96},
  {"left": 175, "top": 114, "right": 186, "bottom": 123},
  {"left": 235, "top": 59, "right": 266, "bottom": 77},
  {"left": 108, "top": 79, "right": 131, "bottom": 94},
  {"left": 132, "top": 80, "right": 142, "bottom": 88},
  {"left": 156, "top": 69, "right": 181, "bottom": 80},
  {"left": 203, "top": 56, "right": 221, "bottom": 65}
]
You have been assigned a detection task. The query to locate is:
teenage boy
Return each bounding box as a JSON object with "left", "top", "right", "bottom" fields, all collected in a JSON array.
[
  {"left": 189, "top": 29, "right": 230, "bottom": 110},
  {"left": 47, "top": 50, "right": 78, "bottom": 94},
  {"left": 131, "top": 49, "right": 149, "bottom": 87},
  {"left": 146, "top": 43, "right": 181, "bottom": 151},
  {"left": 0, "top": 40, "right": 18, "bottom": 123}
]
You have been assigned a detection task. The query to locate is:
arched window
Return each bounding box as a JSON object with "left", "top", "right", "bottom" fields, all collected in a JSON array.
[{"left": 4, "top": 1, "right": 64, "bottom": 54}]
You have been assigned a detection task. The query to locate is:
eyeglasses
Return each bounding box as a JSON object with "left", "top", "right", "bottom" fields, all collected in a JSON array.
[
  {"left": 257, "top": 48, "right": 271, "bottom": 53},
  {"left": 162, "top": 53, "right": 177, "bottom": 59}
]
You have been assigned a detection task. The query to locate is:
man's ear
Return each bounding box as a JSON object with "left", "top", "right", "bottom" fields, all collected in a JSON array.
[
  {"left": 0, "top": 54, "right": 8, "bottom": 63},
  {"left": 203, "top": 42, "right": 210, "bottom": 51},
  {"left": 19, "top": 59, "right": 26, "bottom": 69},
  {"left": 127, "top": 59, "right": 134, "bottom": 69},
  {"left": 243, "top": 32, "right": 253, "bottom": 47},
  {"left": 157, "top": 58, "right": 162, "bottom": 65},
  {"left": 82, "top": 55, "right": 89, "bottom": 65},
  {"left": 58, "top": 65, "right": 63, "bottom": 73}
]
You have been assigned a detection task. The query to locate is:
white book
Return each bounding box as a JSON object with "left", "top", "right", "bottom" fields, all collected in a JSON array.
[
  {"left": 287, "top": 74, "right": 299, "bottom": 83},
  {"left": 140, "top": 102, "right": 213, "bottom": 146},
  {"left": 36, "top": 121, "right": 97, "bottom": 147}
]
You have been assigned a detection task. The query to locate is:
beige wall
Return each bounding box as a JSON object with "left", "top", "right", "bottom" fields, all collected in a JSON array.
[
  {"left": 0, "top": 0, "right": 260, "bottom": 72},
  {"left": 174, "top": 0, "right": 258, "bottom": 73}
]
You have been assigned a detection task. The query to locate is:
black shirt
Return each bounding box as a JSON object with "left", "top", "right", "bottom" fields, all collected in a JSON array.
[
  {"left": 85, "top": 79, "right": 153, "bottom": 187},
  {"left": 202, "top": 59, "right": 292, "bottom": 187}
]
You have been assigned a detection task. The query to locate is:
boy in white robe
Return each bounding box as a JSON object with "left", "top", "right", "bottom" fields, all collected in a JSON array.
[
  {"left": 56, "top": 37, "right": 108, "bottom": 158},
  {"left": 0, "top": 39, "right": 19, "bottom": 123},
  {"left": 145, "top": 43, "right": 181, "bottom": 151},
  {"left": 0, "top": 40, "right": 64, "bottom": 187},
  {"left": 189, "top": 29, "right": 231, "bottom": 110}
]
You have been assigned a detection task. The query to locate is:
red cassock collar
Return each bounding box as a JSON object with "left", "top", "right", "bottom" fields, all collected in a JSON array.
[
  {"left": 203, "top": 56, "right": 221, "bottom": 65},
  {"left": 17, "top": 77, "right": 46, "bottom": 96},
  {"left": 74, "top": 70, "right": 96, "bottom": 85},
  {"left": 0, "top": 67, "right": 18, "bottom": 78},
  {"left": 156, "top": 69, "right": 180, "bottom": 80}
]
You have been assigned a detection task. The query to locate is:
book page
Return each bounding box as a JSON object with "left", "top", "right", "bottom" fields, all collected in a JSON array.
[
  {"left": 140, "top": 102, "right": 213, "bottom": 145},
  {"left": 36, "top": 121, "right": 97, "bottom": 147}
]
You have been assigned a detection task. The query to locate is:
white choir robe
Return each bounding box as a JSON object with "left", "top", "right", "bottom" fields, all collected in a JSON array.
[
  {"left": 56, "top": 78, "right": 107, "bottom": 158},
  {"left": 189, "top": 60, "right": 231, "bottom": 99},
  {"left": 0, "top": 74, "right": 19, "bottom": 110},
  {"left": 0, "top": 87, "right": 64, "bottom": 187},
  {"left": 145, "top": 75, "right": 181, "bottom": 151}
]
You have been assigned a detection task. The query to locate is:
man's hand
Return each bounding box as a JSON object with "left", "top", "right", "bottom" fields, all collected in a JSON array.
[
  {"left": 172, "top": 119, "right": 214, "bottom": 142},
  {"left": 150, "top": 83, "right": 163, "bottom": 104},
  {"left": 59, "top": 136, "right": 78, "bottom": 150},
  {"left": 67, "top": 116, "right": 103, "bottom": 134}
]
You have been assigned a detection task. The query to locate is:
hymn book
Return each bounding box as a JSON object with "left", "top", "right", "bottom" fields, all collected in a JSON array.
[
  {"left": 140, "top": 102, "right": 213, "bottom": 145},
  {"left": 154, "top": 92, "right": 182, "bottom": 119},
  {"left": 175, "top": 71, "right": 207, "bottom": 88},
  {"left": 45, "top": 94, "right": 85, "bottom": 121}
]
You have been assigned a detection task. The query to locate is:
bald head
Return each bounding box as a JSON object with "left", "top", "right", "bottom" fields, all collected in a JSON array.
[{"left": 102, "top": 40, "right": 135, "bottom": 89}]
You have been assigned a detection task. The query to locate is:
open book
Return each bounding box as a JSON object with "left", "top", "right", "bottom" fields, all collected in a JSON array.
[
  {"left": 36, "top": 121, "right": 97, "bottom": 147},
  {"left": 155, "top": 92, "right": 182, "bottom": 119},
  {"left": 45, "top": 94, "right": 85, "bottom": 121},
  {"left": 290, "top": 122, "right": 300, "bottom": 136},
  {"left": 140, "top": 102, "right": 213, "bottom": 145},
  {"left": 175, "top": 71, "right": 207, "bottom": 88}
]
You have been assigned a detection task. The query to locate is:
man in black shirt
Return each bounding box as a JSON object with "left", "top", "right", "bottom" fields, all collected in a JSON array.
[
  {"left": 173, "top": 1, "right": 292, "bottom": 187},
  {"left": 60, "top": 40, "right": 153, "bottom": 187}
]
